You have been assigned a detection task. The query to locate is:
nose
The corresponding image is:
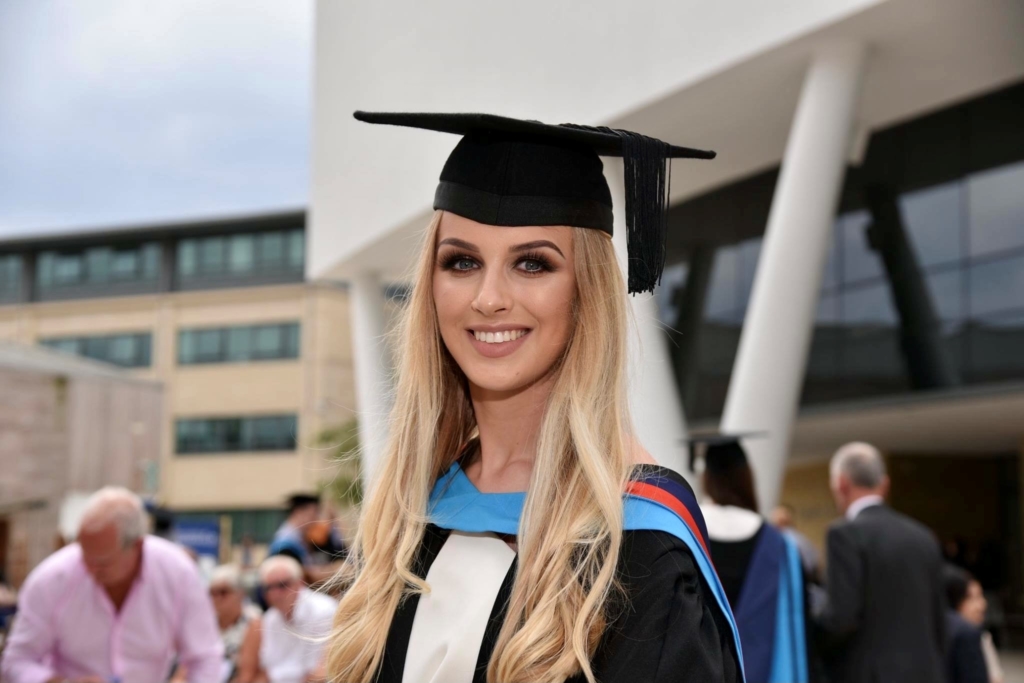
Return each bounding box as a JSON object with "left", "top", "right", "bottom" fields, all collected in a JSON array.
[{"left": 471, "top": 267, "right": 512, "bottom": 316}]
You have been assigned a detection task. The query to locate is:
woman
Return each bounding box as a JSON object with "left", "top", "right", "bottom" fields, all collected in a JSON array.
[
  {"left": 696, "top": 436, "right": 809, "bottom": 683},
  {"left": 944, "top": 564, "right": 999, "bottom": 683},
  {"left": 325, "top": 112, "right": 744, "bottom": 683}
]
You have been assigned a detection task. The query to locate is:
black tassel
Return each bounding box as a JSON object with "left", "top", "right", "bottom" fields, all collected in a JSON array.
[{"left": 563, "top": 125, "right": 671, "bottom": 295}]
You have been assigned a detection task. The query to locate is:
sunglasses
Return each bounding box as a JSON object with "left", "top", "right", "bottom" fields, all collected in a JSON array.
[
  {"left": 209, "top": 587, "right": 234, "bottom": 598},
  {"left": 263, "top": 579, "right": 295, "bottom": 593}
]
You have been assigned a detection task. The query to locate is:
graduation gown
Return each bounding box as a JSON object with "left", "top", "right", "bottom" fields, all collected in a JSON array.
[
  {"left": 704, "top": 504, "right": 808, "bottom": 683},
  {"left": 375, "top": 464, "right": 744, "bottom": 683}
]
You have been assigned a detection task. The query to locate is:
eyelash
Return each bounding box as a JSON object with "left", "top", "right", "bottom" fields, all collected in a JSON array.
[{"left": 438, "top": 251, "right": 556, "bottom": 275}]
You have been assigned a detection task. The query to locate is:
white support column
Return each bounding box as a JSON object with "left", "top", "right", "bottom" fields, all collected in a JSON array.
[
  {"left": 349, "top": 270, "right": 390, "bottom": 485},
  {"left": 721, "top": 41, "right": 867, "bottom": 513},
  {"left": 608, "top": 170, "right": 691, "bottom": 479}
]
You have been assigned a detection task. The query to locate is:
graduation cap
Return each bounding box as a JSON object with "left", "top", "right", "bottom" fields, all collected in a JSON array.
[
  {"left": 353, "top": 111, "right": 716, "bottom": 294},
  {"left": 684, "top": 432, "right": 766, "bottom": 474}
]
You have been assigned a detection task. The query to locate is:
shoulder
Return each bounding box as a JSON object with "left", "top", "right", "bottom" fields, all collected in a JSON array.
[
  {"left": 617, "top": 529, "right": 702, "bottom": 586},
  {"left": 21, "top": 543, "right": 83, "bottom": 595},
  {"left": 143, "top": 536, "right": 202, "bottom": 576},
  {"left": 300, "top": 588, "right": 339, "bottom": 617}
]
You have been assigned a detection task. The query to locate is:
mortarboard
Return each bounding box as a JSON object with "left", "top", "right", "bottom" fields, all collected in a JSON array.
[
  {"left": 353, "top": 111, "right": 716, "bottom": 294},
  {"left": 685, "top": 432, "right": 766, "bottom": 474}
]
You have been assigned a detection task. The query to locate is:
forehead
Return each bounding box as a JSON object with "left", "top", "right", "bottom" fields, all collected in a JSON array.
[
  {"left": 437, "top": 212, "right": 573, "bottom": 251},
  {"left": 79, "top": 522, "right": 120, "bottom": 546},
  {"left": 264, "top": 566, "right": 296, "bottom": 583}
]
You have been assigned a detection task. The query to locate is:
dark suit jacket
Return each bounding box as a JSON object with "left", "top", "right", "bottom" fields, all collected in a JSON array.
[
  {"left": 818, "top": 504, "right": 946, "bottom": 683},
  {"left": 945, "top": 612, "right": 989, "bottom": 683}
]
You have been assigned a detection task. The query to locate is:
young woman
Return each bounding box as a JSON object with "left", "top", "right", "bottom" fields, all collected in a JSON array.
[{"left": 325, "top": 112, "right": 744, "bottom": 683}]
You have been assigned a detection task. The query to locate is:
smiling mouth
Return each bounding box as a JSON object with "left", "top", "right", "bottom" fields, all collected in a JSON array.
[{"left": 470, "top": 329, "right": 529, "bottom": 344}]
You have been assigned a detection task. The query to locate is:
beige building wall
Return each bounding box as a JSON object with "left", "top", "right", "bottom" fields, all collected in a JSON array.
[{"left": 0, "top": 282, "right": 356, "bottom": 513}]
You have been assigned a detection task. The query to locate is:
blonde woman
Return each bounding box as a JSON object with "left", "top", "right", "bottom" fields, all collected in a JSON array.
[{"left": 326, "top": 113, "right": 744, "bottom": 683}]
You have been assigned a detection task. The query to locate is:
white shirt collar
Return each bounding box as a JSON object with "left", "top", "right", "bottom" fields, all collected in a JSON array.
[
  {"left": 846, "top": 494, "right": 884, "bottom": 520},
  {"left": 702, "top": 501, "right": 763, "bottom": 541}
]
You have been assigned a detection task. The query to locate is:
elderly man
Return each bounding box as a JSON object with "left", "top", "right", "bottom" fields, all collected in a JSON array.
[
  {"left": 239, "top": 555, "right": 336, "bottom": 683},
  {"left": 1, "top": 487, "right": 223, "bottom": 683},
  {"left": 818, "top": 442, "right": 946, "bottom": 683}
]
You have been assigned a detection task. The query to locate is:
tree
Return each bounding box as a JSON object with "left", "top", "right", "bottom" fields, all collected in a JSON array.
[{"left": 316, "top": 420, "right": 363, "bottom": 510}]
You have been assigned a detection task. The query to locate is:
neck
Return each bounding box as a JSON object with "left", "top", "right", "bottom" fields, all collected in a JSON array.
[
  {"left": 468, "top": 373, "right": 554, "bottom": 492},
  {"left": 104, "top": 555, "right": 141, "bottom": 611},
  {"left": 846, "top": 490, "right": 882, "bottom": 513}
]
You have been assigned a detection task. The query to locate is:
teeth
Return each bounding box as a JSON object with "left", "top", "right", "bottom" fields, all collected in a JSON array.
[{"left": 473, "top": 329, "right": 527, "bottom": 344}]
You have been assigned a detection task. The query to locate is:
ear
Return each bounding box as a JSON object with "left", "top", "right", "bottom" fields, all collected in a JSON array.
[{"left": 879, "top": 475, "right": 891, "bottom": 499}]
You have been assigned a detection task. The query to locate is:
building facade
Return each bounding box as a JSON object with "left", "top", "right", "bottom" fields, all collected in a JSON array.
[
  {"left": 0, "top": 211, "right": 357, "bottom": 550},
  {"left": 309, "top": 0, "right": 1024, "bottom": 639}
]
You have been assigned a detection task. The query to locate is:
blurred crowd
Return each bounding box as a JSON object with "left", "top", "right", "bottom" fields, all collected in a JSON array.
[{"left": 0, "top": 443, "right": 1013, "bottom": 683}]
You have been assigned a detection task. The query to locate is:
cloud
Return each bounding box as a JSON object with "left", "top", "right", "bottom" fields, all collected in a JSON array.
[{"left": 0, "top": 0, "right": 312, "bottom": 237}]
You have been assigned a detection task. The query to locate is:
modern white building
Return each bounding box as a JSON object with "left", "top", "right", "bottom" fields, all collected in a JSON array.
[{"left": 310, "top": 0, "right": 1024, "bottom": 637}]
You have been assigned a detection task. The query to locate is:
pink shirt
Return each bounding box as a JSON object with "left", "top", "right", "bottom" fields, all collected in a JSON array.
[{"left": 1, "top": 536, "right": 224, "bottom": 683}]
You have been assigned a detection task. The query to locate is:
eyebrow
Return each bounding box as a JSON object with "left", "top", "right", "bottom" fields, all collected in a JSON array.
[{"left": 436, "top": 237, "right": 565, "bottom": 258}]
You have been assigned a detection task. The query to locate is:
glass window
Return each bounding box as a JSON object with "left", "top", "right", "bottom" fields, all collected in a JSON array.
[
  {"left": 901, "top": 182, "right": 963, "bottom": 267},
  {"left": 705, "top": 245, "right": 739, "bottom": 320},
  {"left": 841, "top": 210, "right": 883, "bottom": 284},
  {"left": 229, "top": 235, "right": 255, "bottom": 274},
  {"left": 195, "top": 329, "right": 224, "bottom": 362},
  {"left": 53, "top": 254, "right": 83, "bottom": 285},
  {"left": 142, "top": 244, "right": 161, "bottom": 279},
  {"left": 85, "top": 248, "right": 112, "bottom": 284},
  {"left": 924, "top": 268, "right": 963, "bottom": 322},
  {"left": 0, "top": 255, "right": 21, "bottom": 300},
  {"left": 259, "top": 232, "right": 285, "bottom": 270},
  {"left": 284, "top": 324, "right": 301, "bottom": 358},
  {"left": 178, "top": 240, "right": 198, "bottom": 276},
  {"left": 225, "top": 327, "right": 251, "bottom": 362},
  {"left": 288, "top": 230, "right": 305, "bottom": 270},
  {"left": 969, "top": 252, "right": 1024, "bottom": 318},
  {"left": 966, "top": 311, "right": 1024, "bottom": 383},
  {"left": 736, "top": 237, "right": 762, "bottom": 309},
  {"left": 968, "top": 161, "right": 1024, "bottom": 258},
  {"left": 178, "top": 323, "right": 301, "bottom": 364},
  {"left": 175, "top": 415, "right": 297, "bottom": 454},
  {"left": 253, "top": 325, "right": 282, "bottom": 359},
  {"left": 111, "top": 249, "right": 138, "bottom": 279},
  {"left": 39, "top": 333, "right": 152, "bottom": 367},
  {"left": 842, "top": 284, "right": 898, "bottom": 326},
  {"left": 200, "top": 238, "right": 226, "bottom": 274}
]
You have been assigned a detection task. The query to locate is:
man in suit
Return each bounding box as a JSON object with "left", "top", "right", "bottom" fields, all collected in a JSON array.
[{"left": 818, "top": 442, "right": 946, "bottom": 683}]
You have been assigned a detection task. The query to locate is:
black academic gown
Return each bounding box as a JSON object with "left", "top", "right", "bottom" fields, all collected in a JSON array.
[{"left": 376, "top": 524, "right": 741, "bottom": 683}]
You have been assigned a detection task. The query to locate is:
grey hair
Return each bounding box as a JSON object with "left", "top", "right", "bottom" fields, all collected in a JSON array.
[
  {"left": 210, "top": 564, "right": 244, "bottom": 589},
  {"left": 830, "top": 441, "right": 887, "bottom": 489},
  {"left": 78, "top": 487, "right": 148, "bottom": 547},
  {"left": 259, "top": 554, "right": 303, "bottom": 583}
]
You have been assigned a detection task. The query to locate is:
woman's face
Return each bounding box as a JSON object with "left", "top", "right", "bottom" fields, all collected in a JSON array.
[
  {"left": 433, "top": 212, "right": 576, "bottom": 396},
  {"left": 959, "top": 580, "right": 987, "bottom": 626}
]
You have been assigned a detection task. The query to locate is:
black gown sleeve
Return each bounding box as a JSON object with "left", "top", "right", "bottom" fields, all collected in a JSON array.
[{"left": 585, "top": 530, "right": 742, "bottom": 683}]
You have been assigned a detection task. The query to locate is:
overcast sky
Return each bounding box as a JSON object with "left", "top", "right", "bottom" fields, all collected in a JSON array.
[{"left": 0, "top": 0, "right": 312, "bottom": 238}]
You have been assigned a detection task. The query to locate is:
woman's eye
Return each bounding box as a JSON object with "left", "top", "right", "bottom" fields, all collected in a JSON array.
[
  {"left": 454, "top": 258, "right": 475, "bottom": 270},
  {"left": 519, "top": 259, "right": 544, "bottom": 273}
]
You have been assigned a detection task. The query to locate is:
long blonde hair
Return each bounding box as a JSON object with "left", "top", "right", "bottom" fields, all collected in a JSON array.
[{"left": 325, "top": 211, "right": 634, "bottom": 683}]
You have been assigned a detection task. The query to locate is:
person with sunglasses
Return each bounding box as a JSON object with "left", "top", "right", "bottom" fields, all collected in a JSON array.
[{"left": 239, "top": 555, "right": 336, "bottom": 683}]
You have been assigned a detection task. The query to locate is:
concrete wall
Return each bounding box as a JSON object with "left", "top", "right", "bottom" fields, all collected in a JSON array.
[{"left": 0, "top": 365, "right": 162, "bottom": 585}]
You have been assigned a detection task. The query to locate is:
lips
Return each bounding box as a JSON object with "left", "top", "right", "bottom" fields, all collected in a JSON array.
[{"left": 466, "top": 328, "right": 531, "bottom": 358}]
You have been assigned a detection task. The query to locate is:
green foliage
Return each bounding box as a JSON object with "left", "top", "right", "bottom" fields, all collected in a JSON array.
[{"left": 316, "top": 420, "right": 363, "bottom": 509}]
